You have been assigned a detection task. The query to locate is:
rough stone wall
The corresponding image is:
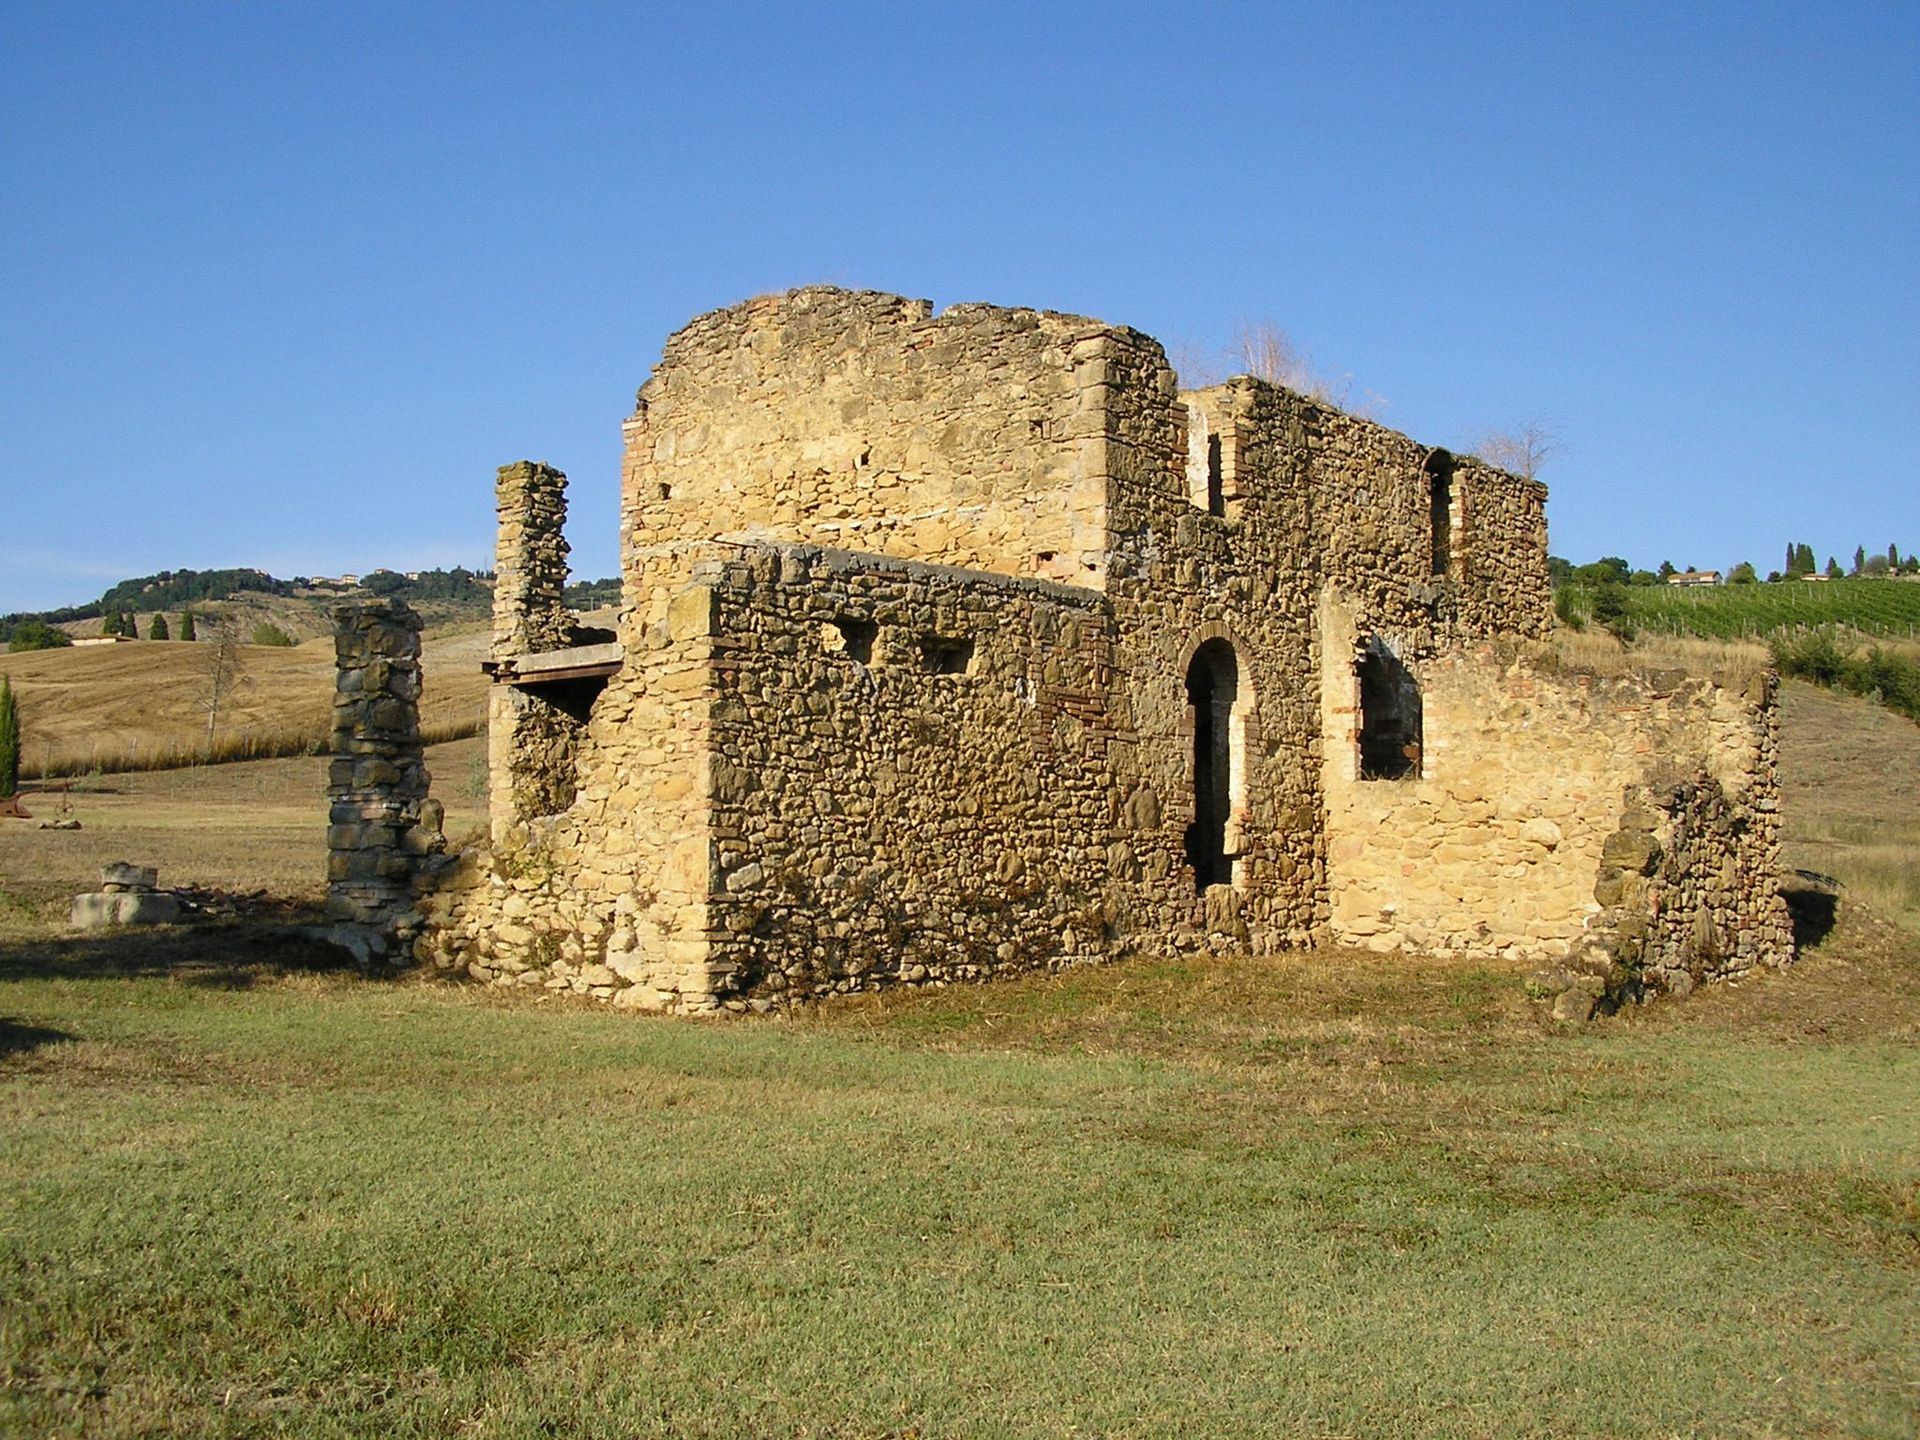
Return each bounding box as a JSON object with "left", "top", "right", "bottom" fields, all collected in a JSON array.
[
  {"left": 489, "top": 461, "right": 585, "bottom": 837},
  {"left": 1319, "top": 621, "right": 1792, "bottom": 978},
  {"left": 421, "top": 549, "right": 720, "bottom": 1006},
  {"left": 418, "top": 286, "right": 1786, "bottom": 1014},
  {"left": 619, "top": 288, "right": 1112, "bottom": 602},
  {"left": 699, "top": 543, "right": 1119, "bottom": 1006},
  {"left": 327, "top": 600, "right": 438, "bottom": 952},
  {"left": 493, "top": 461, "right": 573, "bottom": 655},
  {"left": 1584, "top": 670, "right": 1794, "bottom": 993},
  {"left": 1101, "top": 365, "right": 1325, "bottom": 955}
]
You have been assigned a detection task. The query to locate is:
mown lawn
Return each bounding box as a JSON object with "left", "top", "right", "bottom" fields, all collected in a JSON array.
[{"left": 3, "top": 923, "right": 1916, "bottom": 1438}]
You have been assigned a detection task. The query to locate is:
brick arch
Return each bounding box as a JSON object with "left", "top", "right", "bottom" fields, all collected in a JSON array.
[
  {"left": 1174, "top": 622, "right": 1261, "bottom": 743},
  {"left": 1177, "top": 624, "right": 1260, "bottom": 893}
]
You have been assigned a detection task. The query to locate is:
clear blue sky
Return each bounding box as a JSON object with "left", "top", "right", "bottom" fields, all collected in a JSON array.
[{"left": 4, "top": 1, "right": 1915, "bottom": 612}]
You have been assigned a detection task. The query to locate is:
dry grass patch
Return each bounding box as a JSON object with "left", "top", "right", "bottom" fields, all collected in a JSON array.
[
  {"left": 1778, "top": 680, "right": 1920, "bottom": 933},
  {"left": 0, "top": 736, "right": 487, "bottom": 927},
  {"left": 0, "top": 628, "right": 490, "bottom": 777}
]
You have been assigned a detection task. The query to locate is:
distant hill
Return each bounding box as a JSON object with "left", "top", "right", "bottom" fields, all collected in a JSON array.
[
  {"left": 4, "top": 567, "right": 623, "bottom": 650},
  {"left": 0, "top": 625, "right": 494, "bottom": 777}
]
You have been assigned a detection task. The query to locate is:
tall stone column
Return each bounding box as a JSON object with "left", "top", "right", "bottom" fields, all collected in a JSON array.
[
  {"left": 327, "top": 599, "right": 435, "bottom": 960},
  {"left": 493, "top": 461, "right": 572, "bottom": 658},
  {"left": 490, "top": 460, "right": 580, "bottom": 839}
]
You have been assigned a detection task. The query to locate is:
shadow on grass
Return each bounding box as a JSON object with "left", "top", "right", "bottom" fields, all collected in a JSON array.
[
  {"left": 0, "top": 1016, "right": 78, "bottom": 1057},
  {"left": 0, "top": 921, "right": 361, "bottom": 988}
]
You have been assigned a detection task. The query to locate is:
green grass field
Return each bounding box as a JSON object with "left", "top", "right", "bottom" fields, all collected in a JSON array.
[
  {"left": 2, "top": 937, "right": 1916, "bottom": 1438},
  {"left": 1, "top": 684, "right": 1916, "bottom": 1436}
]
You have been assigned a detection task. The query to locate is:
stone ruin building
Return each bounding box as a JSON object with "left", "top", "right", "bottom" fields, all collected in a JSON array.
[{"left": 337, "top": 286, "right": 1793, "bottom": 1012}]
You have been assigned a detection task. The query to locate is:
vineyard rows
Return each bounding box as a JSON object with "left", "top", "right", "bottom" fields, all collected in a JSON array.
[{"left": 1563, "top": 578, "right": 1920, "bottom": 641}]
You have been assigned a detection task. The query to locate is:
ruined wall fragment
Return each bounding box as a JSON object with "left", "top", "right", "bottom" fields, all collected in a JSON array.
[{"left": 327, "top": 599, "right": 437, "bottom": 959}]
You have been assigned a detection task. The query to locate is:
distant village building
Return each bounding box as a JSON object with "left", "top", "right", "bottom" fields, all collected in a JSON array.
[{"left": 1667, "top": 570, "right": 1721, "bottom": 587}]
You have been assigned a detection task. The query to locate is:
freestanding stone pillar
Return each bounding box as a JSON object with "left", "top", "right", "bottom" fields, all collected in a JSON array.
[
  {"left": 492, "top": 461, "right": 573, "bottom": 658},
  {"left": 326, "top": 599, "right": 437, "bottom": 961}
]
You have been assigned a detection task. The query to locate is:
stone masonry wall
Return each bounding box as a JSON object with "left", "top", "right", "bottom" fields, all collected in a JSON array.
[
  {"left": 489, "top": 461, "right": 585, "bottom": 837},
  {"left": 418, "top": 287, "right": 1788, "bottom": 1016},
  {"left": 1319, "top": 616, "right": 1791, "bottom": 979},
  {"left": 699, "top": 544, "right": 1120, "bottom": 1006},
  {"left": 492, "top": 461, "right": 573, "bottom": 655},
  {"left": 424, "top": 541, "right": 1124, "bottom": 1011},
  {"left": 620, "top": 288, "right": 1114, "bottom": 605},
  {"left": 420, "top": 547, "right": 719, "bottom": 1006}
]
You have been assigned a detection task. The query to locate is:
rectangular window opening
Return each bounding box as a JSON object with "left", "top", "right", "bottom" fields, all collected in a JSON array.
[{"left": 920, "top": 635, "right": 974, "bottom": 676}]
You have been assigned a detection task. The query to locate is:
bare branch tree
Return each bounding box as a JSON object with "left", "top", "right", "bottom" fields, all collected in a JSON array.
[
  {"left": 1472, "top": 419, "right": 1560, "bottom": 480},
  {"left": 1166, "top": 337, "right": 1227, "bottom": 390},
  {"left": 197, "top": 617, "right": 250, "bottom": 755}
]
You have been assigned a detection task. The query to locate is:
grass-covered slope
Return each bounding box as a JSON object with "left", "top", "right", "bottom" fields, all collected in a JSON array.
[
  {"left": 0, "top": 629, "right": 491, "bottom": 777},
  {"left": 1563, "top": 576, "right": 1920, "bottom": 642}
]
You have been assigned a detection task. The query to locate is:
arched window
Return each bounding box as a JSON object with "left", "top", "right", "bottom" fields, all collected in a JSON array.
[
  {"left": 1356, "top": 640, "right": 1421, "bottom": 780},
  {"left": 1185, "top": 638, "right": 1242, "bottom": 891}
]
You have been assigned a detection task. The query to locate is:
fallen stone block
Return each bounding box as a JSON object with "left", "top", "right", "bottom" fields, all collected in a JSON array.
[{"left": 71, "top": 891, "right": 181, "bottom": 929}]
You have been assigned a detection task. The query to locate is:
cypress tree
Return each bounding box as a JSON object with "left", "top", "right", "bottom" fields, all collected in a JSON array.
[
  {"left": 180, "top": 610, "right": 197, "bottom": 641},
  {"left": 0, "top": 676, "right": 18, "bottom": 800},
  {"left": 148, "top": 613, "right": 170, "bottom": 640},
  {"left": 1853, "top": 545, "right": 1866, "bottom": 576}
]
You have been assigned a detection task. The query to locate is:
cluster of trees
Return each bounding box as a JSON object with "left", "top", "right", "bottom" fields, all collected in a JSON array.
[
  {"left": 357, "top": 566, "right": 488, "bottom": 601},
  {"left": 1553, "top": 542, "right": 1917, "bottom": 594},
  {"left": 4, "top": 621, "right": 74, "bottom": 653},
  {"left": 1777, "top": 542, "right": 1916, "bottom": 583},
  {"left": 564, "top": 577, "right": 620, "bottom": 609},
  {"left": 99, "top": 568, "right": 290, "bottom": 612}
]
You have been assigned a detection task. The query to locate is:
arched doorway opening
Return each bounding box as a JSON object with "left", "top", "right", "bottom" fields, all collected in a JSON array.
[{"left": 1185, "top": 638, "right": 1241, "bottom": 892}]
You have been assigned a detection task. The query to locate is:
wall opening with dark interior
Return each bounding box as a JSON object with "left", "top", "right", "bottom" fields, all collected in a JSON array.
[
  {"left": 920, "top": 635, "right": 974, "bottom": 675},
  {"left": 1427, "top": 450, "right": 1454, "bottom": 577},
  {"left": 825, "top": 617, "right": 877, "bottom": 664},
  {"left": 1356, "top": 641, "right": 1422, "bottom": 780},
  {"left": 1185, "top": 638, "right": 1240, "bottom": 892}
]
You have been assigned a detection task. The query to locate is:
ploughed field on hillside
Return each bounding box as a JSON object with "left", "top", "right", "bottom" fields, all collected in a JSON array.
[{"left": 0, "top": 627, "right": 492, "bottom": 777}]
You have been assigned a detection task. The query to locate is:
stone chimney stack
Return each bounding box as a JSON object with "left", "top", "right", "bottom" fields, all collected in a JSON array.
[{"left": 493, "top": 461, "right": 572, "bottom": 657}]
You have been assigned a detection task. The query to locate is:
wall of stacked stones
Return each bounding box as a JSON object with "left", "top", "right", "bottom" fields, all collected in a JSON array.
[
  {"left": 1585, "top": 669, "right": 1793, "bottom": 992},
  {"left": 696, "top": 543, "right": 1122, "bottom": 1004},
  {"left": 488, "top": 461, "right": 587, "bottom": 834},
  {"left": 619, "top": 288, "right": 1115, "bottom": 610},
  {"left": 327, "top": 600, "right": 435, "bottom": 948},
  {"left": 420, "top": 551, "right": 723, "bottom": 1007},
  {"left": 1317, "top": 630, "right": 1792, "bottom": 976},
  {"left": 1098, "top": 353, "right": 1326, "bottom": 952}
]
